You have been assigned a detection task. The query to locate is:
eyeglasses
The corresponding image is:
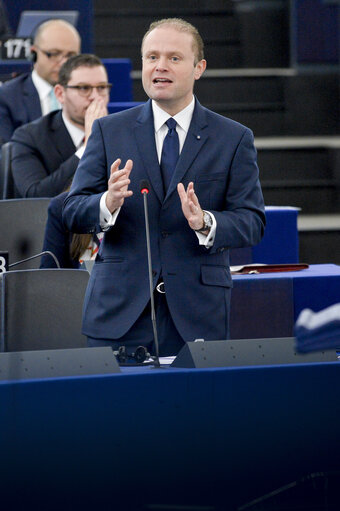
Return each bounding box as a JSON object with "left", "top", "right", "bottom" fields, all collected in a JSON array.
[
  {"left": 35, "top": 45, "right": 78, "bottom": 62},
  {"left": 64, "top": 84, "right": 112, "bottom": 97}
]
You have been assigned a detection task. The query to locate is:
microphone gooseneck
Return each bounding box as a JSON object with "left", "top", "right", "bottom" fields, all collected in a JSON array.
[
  {"left": 140, "top": 180, "right": 161, "bottom": 368},
  {"left": 9, "top": 251, "right": 60, "bottom": 269}
]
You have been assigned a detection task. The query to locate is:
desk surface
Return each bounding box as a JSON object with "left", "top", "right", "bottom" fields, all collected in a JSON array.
[
  {"left": 230, "top": 264, "right": 340, "bottom": 339},
  {"left": 235, "top": 264, "right": 340, "bottom": 318},
  {"left": 1, "top": 361, "right": 339, "bottom": 509}
]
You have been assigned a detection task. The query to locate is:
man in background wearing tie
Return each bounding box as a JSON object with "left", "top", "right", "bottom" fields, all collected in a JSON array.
[
  {"left": 0, "top": 18, "right": 81, "bottom": 147},
  {"left": 63, "top": 18, "right": 265, "bottom": 356},
  {"left": 11, "top": 54, "right": 110, "bottom": 197}
]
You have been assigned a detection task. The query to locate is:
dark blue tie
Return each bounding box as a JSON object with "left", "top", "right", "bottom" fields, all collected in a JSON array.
[{"left": 160, "top": 118, "right": 179, "bottom": 192}]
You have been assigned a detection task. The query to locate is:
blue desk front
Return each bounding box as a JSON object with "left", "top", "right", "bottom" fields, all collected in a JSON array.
[
  {"left": 230, "top": 264, "right": 340, "bottom": 339},
  {"left": 0, "top": 361, "right": 339, "bottom": 509},
  {"left": 253, "top": 206, "right": 300, "bottom": 263},
  {"left": 108, "top": 101, "right": 143, "bottom": 114},
  {"left": 0, "top": 60, "right": 31, "bottom": 82},
  {"left": 231, "top": 206, "right": 300, "bottom": 265},
  {"left": 0, "top": 58, "right": 133, "bottom": 102},
  {"left": 101, "top": 58, "right": 132, "bottom": 102}
]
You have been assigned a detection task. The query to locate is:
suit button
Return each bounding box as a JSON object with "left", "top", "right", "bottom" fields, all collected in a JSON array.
[
  {"left": 152, "top": 270, "right": 157, "bottom": 277},
  {"left": 161, "top": 231, "right": 169, "bottom": 238}
]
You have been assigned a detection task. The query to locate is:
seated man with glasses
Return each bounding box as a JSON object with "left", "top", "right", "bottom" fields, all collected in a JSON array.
[
  {"left": 11, "top": 54, "right": 110, "bottom": 197},
  {"left": 0, "top": 18, "right": 81, "bottom": 147}
]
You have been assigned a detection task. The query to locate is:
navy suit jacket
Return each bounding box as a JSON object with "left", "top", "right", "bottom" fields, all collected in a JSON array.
[
  {"left": 11, "top": 110, "right": 79, "bottom": 197},
  {"left": 0, "top": 73, "right": 41, "bottom": 146},
  {"left": 63, "top": 99, "right": 265, "bottom": 342},
  {"left": 40, "top": 192, "right": 80, "bottom": 269}
]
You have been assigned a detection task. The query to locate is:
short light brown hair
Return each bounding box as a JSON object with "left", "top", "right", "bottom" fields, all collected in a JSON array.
[
  {"left": 58, "top": 54, "right": 106, "bottom": 86},
  {"left": 141, "top": 18, "right": 204, "bottom": 65}
]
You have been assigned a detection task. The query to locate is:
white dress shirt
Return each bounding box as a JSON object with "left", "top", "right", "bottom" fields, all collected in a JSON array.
[
  {"left": 99, "top": 97, "right": 216, "bottom": 246},
  {"left": 62, "top": 112, "right": 85, "bottom": 158},
  {"left": 31, "top": 70, "right": 61, "bottom": 116},
  {"left": 152, "top": 97, "right": 194, "bottom": 162}
]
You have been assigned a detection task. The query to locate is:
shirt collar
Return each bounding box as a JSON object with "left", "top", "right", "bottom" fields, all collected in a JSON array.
[
  {"left": 31, "top": 69, "right": 54, "bottom": 100},
  {"left": 152, "top": 97, "right": 195, "bottom": 133},
  {"left": 62, "top": 111, "right": 85, "bottom": 149}
]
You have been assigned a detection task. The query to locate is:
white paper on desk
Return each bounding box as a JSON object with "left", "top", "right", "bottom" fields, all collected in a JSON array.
[
  {"left": 143, "top": 356, "right": 176, "bottom": 365},
  {"left": 296, "top": 303, "right": 340, "bottom": 330},
  {"left": 159, "top": 356, "right": 176, "bottom": 365},
  {"left": 230, "top": 263, "right": 267, "bottom": 273}
]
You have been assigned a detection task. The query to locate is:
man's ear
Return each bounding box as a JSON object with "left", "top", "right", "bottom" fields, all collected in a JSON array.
[
  {"left": 54, "top": 84, "right": 64, "bottom": 104},
  {"left": 194, "top": 59, "right": 206, "bottom": 81},
  {"left": 30, "top": 45, "right": 38, "bottom": 63}
]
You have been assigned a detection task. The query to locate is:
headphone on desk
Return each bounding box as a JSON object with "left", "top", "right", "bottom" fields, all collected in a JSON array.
[{"left": 113, "top": 345, "right": 151, "bottom": 365}]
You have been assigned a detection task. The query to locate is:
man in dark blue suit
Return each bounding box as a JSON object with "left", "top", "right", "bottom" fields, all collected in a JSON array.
[
  {"left": 63, "top": 18, "right": 266, "bottom": 356},
  {"left": 0, "top": 18, "right": 80, "bottom": 146},
  {"left": 11, "top": 54, "right": 109, "bottom": 198}
]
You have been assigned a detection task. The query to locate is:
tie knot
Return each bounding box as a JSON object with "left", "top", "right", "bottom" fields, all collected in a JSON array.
[{"left": 166, "top": 118, "right": 177, "bottom": 131}]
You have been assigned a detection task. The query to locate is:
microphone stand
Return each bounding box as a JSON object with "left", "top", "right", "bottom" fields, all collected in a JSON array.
[
  {"left": 140, "top": 180, "right": 161, "bottom": 368},
  {"left": 9, "top": 251, "right": 60, "bottom": 269}
]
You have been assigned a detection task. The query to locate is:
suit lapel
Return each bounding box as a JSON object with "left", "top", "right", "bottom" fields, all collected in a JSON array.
[
  {"left": 22, "top": 76, "right": 42, "bottom": 121},
  {"left": 50, "top": 111, "right": 77, "bottom": 159},
  {"left": 133, "top": 99, "right": 209, "bottom": 203},
  {"left": 165, "top": 99, "right": 209, "bottom": 200},
  {"left": 134, "top": 100, "right": 164, "bottom": 203}
]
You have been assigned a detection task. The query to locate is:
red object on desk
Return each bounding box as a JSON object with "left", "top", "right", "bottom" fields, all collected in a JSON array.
[{"left": 231, "top": 263, "right": 309, "bottom": 275}]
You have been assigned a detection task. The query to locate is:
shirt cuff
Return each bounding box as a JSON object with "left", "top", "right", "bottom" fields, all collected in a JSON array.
[
  {"left": 195, "top": 211, "right": 216, "bottom": 248},
  {"left": 99, "top": 191, "right": 120, "bottom": 230},
  {"left": 75, "top": 145, "right": 86, "bottom": 160}
]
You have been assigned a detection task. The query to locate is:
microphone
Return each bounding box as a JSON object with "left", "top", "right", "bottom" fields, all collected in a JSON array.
[
  {"left": 9, "top": 251, "right": 60, "bottom": 269},
  {"left": 140, "top": 179, "right": 161, "bottom": 368}
]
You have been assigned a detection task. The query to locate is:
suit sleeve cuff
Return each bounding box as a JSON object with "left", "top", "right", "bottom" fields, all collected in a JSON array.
[
  {"left": 195, "top": 211, "right": 216, "bottom": 248},
  {"left": 75, "top": 145, "right": 86, "bottom": 160},
  {"left": 99, "top": 191, "right": 120, "bottom": 230}
]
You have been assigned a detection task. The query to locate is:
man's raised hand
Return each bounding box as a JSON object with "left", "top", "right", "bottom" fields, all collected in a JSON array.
[
  {"left": 177, "top": 181, "right": 204, "bottom": 231},
  {"left": 106, "top": 158, "right": 133, "bottom": 213}
]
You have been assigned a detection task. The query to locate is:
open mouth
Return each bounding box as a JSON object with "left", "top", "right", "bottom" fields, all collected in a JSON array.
[{"left": 153, "top": 78, "right": 172, "bottom": 84}]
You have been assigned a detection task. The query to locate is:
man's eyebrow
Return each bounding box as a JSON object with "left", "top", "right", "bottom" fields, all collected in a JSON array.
[
  {"left": 72, "top": 82, "right": 109, "bottom": 86},
  {"left": 45, "top": 48, "right": 76, "bottom": 53},
  {"left": 144, "top": 50, "right": 184, "bottom": 56}
]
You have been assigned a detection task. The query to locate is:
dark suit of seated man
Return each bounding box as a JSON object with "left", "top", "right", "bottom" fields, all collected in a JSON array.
[
  {"left": 63, "top": 18, "right": 266, "bottom": 357},
  {"left": 40, "top": 191, "right": 102, "bottom": 268},
  {"left": 41, "top": 191, "right": 79, "bottom": 268},
  {"left": 0, "top": 18, "right": 81, "bottom": 147},
  {"left": 11, "top": 54, "right": 110, "bottom": 197}
]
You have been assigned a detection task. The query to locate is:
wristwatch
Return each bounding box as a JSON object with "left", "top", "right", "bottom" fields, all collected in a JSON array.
[{"left": 195, "top": 210, "right": 213, "bottom": 234}]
